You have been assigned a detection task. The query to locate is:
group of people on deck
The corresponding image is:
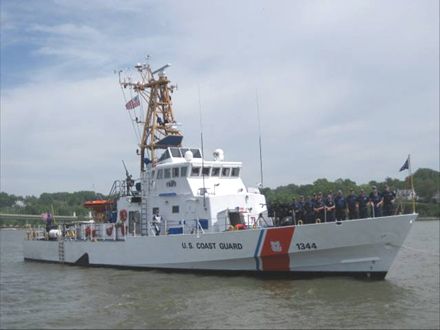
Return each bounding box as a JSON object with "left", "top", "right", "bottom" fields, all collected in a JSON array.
[{"left": 290, "top": 185, "right": 396, "bottom": 224}]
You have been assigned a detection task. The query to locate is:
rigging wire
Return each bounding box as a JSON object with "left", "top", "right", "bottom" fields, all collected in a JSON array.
[
  {"left": 119, "top": 83, "right": 142, "bottom": 146},
  {"left": 127, "top": 80, "right": 143, "bottom": 141},
  {"left": 256, "top": 89, "right": 264, "bottom": 188},
  {"left": 120, "top": 70, "right": 141, "bottom": 145},
  {"left": 198, "top": 85, "right": 207, "bottom": 210}
]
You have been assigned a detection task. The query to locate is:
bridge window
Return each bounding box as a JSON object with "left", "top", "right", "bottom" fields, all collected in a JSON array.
[
  {"left": 222, "top": 168, "right": 230, "bottom": 177},
  {"left": 170, "top": 148, "right": 181, "bottom": 158},
  {"left": 159, "top": 149, "right": 171, "bottom": 162},
  {"left": 180, "top": 166, "right": 188, "bottom": 177},
  {"left": 191, "top": 149, "right": 202, "bottom": 158},
  {"left": 231, "top": 168, "right": 240, "bottom": 177},
  {"left": 202, "top": 167, "right": 210, "bottom": 176},
  {"left": 164, "top": 168, "right": 171, "bottom": 179},
  {"left": 212, "top": 167, "right": 220, "bottom": 176},
  {"left": 172, "top": 205, "right": 180, "bottom": 213},
  {"left": 191, "top": 167, "right": 201, "bottom": 176},
  {"left": 172, "top": 167, "right": 179, "bottom": 178}
]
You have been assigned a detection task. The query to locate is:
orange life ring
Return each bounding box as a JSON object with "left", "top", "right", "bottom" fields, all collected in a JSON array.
[{"left": 119, "top": 209, "right": 128, "bottom": 222}]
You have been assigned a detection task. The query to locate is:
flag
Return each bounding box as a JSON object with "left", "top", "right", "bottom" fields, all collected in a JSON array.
[
  {"left": 399, "top": 156, "right": 410, "bottom": 172},
  {"left": 125, "top": 95, "right": 140, "bottom": 110}
]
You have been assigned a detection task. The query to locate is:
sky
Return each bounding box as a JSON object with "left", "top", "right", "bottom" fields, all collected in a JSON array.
[{"left": 1, "top": 0, "right": 439, "bottom": 197}]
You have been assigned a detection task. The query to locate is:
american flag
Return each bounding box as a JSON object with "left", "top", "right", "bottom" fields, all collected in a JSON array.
[{"left": 125, "top": 95, "right": 140, "bottom": 110}]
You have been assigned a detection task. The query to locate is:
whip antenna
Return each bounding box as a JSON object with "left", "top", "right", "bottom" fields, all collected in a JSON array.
[
  {"left": 256, "top": 89, "right": 264, "bottom": 188},
  {"left": 198, "top": 86, "right": 207, "bottom": 210}
]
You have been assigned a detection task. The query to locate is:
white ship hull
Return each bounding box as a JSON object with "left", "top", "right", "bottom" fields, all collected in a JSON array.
[{"left": 24, "top": 214, "right": 416, "bottom": 279}]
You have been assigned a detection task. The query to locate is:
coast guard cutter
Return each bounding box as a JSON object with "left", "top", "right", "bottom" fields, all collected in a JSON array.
[{"left": 23, "top": 61, "right": 417, "bottom": 279}]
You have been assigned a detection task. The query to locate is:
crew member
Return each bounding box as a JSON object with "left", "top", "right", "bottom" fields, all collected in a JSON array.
[
  {"left": 313, "top": 192, "right": 325, "bottom": 223},
  {"left": 334, "top": 190, "right": 347, "bottom": 220},
  {"left": 45, "top": 212, "right": 53, "bottom": 233},
  {"left": 291, "top": 197, "right": 299, "bottom": 224},
  {"left": 152, "top": 210, "right": 162, "bottom": 235},
  {"left": 297, "top": 195, "right": 305, "bottom": 223},
  {"left": 325, "top": 193, "right": 336, "bottom": 222},
  {"left": 346, "top": 189, "right": 359, "bottom": 219},
  {"left": 369, "top": 186, "right": 383, "bottom": 217},
  {"left": 382, "top": 185, "right": 396, "bottom": 216},
  {"left": 357, "top": 189, "right": 369, "bottom": 219},
  {"left": 303, "top": 196, "right": 315, "bottom": 224}
]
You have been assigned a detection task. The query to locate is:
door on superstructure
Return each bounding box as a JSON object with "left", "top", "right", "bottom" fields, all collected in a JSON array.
[{"left": 128, "top": 211, "right": 141, "bottom": 235}]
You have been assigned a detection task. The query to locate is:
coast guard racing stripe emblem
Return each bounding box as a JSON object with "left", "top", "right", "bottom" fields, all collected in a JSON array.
[{"left": 254, "top": 227, "right": 295, "bottom": 271}]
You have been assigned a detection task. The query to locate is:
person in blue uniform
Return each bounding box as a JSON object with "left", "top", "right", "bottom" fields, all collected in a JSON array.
[
  {"left": 334, "top": 190, "right": 347, "bottom": 220},
  {"left": 313, "top": 192, "right": 325, "bottom": 223},
  {"left": 296, "top": 195, "right": 305, "bottom": 223},
  {"left": 382, "top": 185, "right": 396, "bottom": 216},
  {"left": 303, "top": 196, "right": 315, "bottom": 224},
  {"left": 291, "top": 197, "right": 299, "bottom": 224},
  {"left": 346, "top": 189, "right": 359, "bottom": 219},
  {"left": 325, "top": 193, "right": 336, "bottom": 222},
  {"left": 45, "top": 212, "right": 53, "bottom": 233},
  {"left": 357, "top": 189, "right": 369, "bottom": 219},
  {"left": 369, "top": 186, "right": 383, "bottom": 217}
]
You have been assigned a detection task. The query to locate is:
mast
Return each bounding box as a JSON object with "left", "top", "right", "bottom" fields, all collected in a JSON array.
[{"left": 119, "top": 62, "right": 183, "bottom": 171}]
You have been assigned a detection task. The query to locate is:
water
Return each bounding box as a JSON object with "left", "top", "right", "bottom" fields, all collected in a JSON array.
[{"left": 1, "top": 221, "right": 439, "bottom": 329}]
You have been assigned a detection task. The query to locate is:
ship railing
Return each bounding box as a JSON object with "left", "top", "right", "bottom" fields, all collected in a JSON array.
[
  {"left": 25, "top": 225, "right": 46, "bottom": 240},
  {"left": 73, "top": 222, "right": 121, "bottom": 241},
  {"left": 164, "top": 218, "right": 208, "bottom": 236}
]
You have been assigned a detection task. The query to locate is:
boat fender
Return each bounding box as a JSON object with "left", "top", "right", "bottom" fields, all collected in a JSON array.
[
  {"left": 316, "top": 219, "right": 321, "bottom": 224},
  {"left": 119, "top": 209, "right": 128, "bottom": 222},
  {"left": 298, "top": 220, "right": 303, "bottom": 225}
]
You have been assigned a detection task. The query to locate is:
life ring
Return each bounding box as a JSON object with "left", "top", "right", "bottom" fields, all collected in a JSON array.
[
  {"left": 85, "top": 226, "right": 96, "bottom": 237},
  {"left": 106, "top": 225, "right": 114, "bottom": 236},
  {"left": 298, "top": 220, "right": 304, "bottom": 225},
  {"left": 119, "top": 209, "right": 128, "bottom": 222},
  {"left": 315, "top": 218, "right": 321, "bottom": 224}
]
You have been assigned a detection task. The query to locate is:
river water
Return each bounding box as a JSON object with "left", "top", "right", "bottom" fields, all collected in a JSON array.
[{"left": 1, "top": 220, "right": 439, "bottom": 329}]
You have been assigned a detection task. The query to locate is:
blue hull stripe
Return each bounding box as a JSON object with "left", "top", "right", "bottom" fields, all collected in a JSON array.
[{"left": 254, "top": 229, "right": 265, "bottom": 271}]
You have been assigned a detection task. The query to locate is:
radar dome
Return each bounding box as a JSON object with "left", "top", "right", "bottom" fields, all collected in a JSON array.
[
  {"left": 184, "top": 150, "right": 194, "bottom": 162},
  {"left": 213, "top": 149, "right": 224, "bottom": 161}
]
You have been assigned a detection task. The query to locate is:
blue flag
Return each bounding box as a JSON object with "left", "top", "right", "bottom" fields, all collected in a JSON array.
[{"left": 399, "top": 156, "right": 409, "bottom": 172}]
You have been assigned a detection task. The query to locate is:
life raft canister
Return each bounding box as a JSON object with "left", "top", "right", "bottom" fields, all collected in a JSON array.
[{"left": 119, "top": 209, "right": 128, "bottom": 222}]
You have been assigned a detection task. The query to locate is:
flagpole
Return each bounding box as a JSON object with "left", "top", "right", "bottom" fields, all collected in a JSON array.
[{"left": 408, "top": 154, "right": 416, "bottom": 214}]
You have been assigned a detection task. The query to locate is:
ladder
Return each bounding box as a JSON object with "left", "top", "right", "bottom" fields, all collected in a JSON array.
[
  {"left": 140, "top": 172, "right": 148, "bottom": 236},
  {"left": 58, "top": 238, "right": 65, "bottom": 263}
]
